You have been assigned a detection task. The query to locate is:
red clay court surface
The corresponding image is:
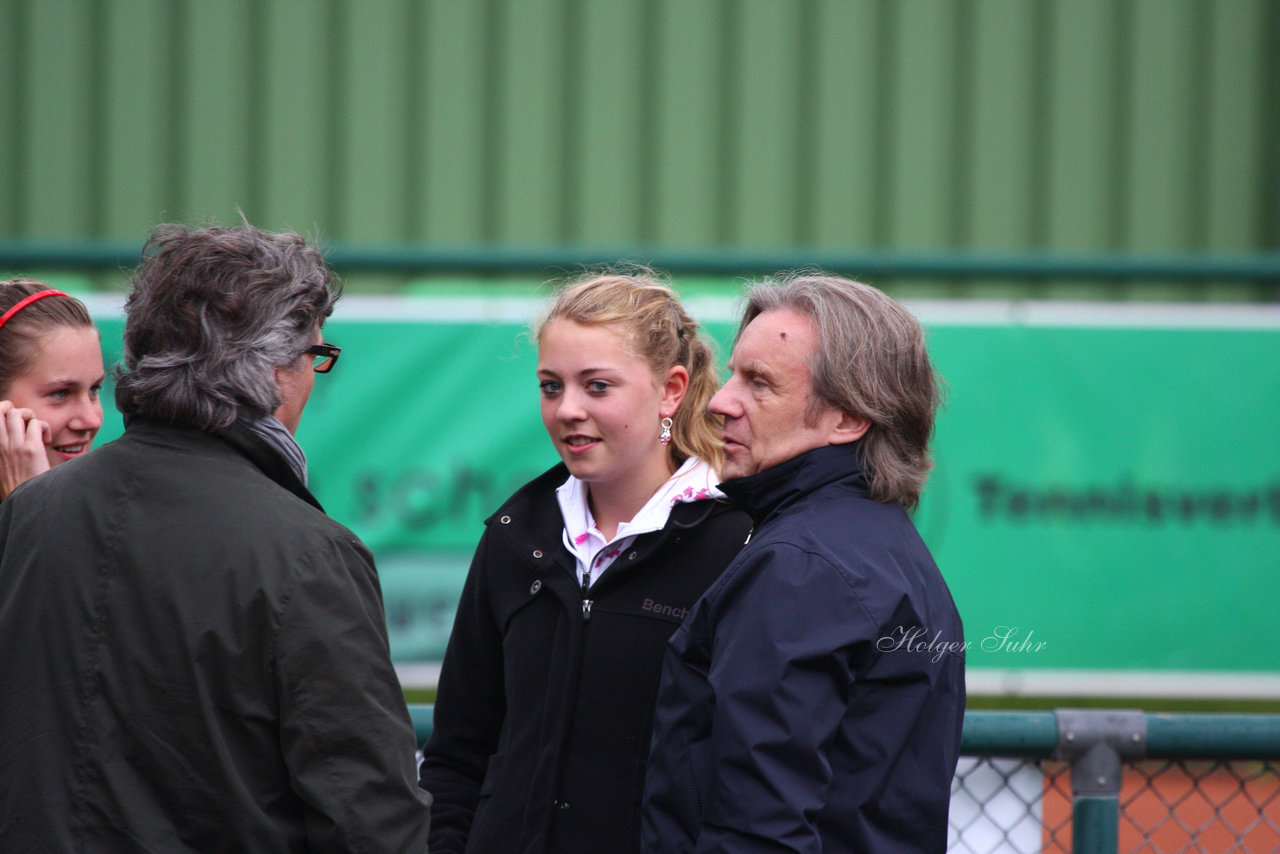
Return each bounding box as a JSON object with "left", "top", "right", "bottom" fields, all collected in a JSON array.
[{"left": 1038, "top": 760, "right": 1280, "bottom": 852}]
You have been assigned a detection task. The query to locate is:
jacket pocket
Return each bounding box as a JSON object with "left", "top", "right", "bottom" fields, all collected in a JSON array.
[
  {"left": 478, "top": 752, "right": 504, "bottom": 797},
  {"left": 468, "top": 752, "right": 527, "bottom": 854},
  {"left": 687, "top": 737, "right": 710, "bottom": 822}
]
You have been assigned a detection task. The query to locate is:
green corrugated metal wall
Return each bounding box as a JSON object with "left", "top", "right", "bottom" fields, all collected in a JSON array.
[{"left": 1, "top": 0, "right": 1277, "bottom": 295}]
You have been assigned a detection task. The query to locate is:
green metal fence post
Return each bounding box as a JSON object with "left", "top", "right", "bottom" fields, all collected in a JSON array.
[
  {"left": 409, "top": 703, "right": 434, "bottom": 746},
  {"left": 1071, "top": 796, "right": 1119, "bottom": 854},
  {"left": 1055, "top": 709, "right": 1147, "bottom": 854}
]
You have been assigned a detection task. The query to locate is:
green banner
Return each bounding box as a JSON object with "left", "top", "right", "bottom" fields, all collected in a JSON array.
[{"left": 88, "top": 297, "right": 1280, "bottom": 687}]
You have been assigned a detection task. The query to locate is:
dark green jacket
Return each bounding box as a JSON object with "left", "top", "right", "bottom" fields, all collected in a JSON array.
[{"left": 0, "top": 418, "right": 430, "bottom": 852}]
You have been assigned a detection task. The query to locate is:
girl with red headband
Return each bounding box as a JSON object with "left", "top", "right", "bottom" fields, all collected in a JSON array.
[{"left": 0, "top": 278, "right": 105, "bottom": 499}]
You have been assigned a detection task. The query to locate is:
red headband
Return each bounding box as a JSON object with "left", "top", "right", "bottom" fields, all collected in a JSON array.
[{"left": 0, "top": 289, "right": 71, "bottom": 333}]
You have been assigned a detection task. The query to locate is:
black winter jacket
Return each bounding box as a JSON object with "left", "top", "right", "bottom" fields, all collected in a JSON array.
[
  {"left": 642, "top": 444, "right": 966, "bottom": 853},
  {"left": 0, "top": 418, "right": 431, "bottom": 852},
  {"left": 419, "top": 463, "right": 753, "bottom": 854}
]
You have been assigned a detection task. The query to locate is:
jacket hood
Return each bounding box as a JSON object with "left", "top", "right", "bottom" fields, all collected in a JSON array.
[{"left": 718, "top": 443, "right": 870, "bottom": 525}]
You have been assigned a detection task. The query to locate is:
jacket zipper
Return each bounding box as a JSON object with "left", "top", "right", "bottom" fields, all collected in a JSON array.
[{"left": 580, "top": 570, "right": 592, "bottom": 622}]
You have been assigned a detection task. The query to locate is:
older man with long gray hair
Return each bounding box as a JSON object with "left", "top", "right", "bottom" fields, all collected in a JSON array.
[
  {"left": 0, "top": 222, "right": 431, "bottom": 852},
  {"left": 643, "top": 272, "right": 965, "bottom": 853}
]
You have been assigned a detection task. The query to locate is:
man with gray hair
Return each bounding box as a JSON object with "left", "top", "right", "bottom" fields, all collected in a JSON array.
[
  {"left": 0, "top": 223, "right": 431, "bottom": 851},
  {"left": 642, "top": 272, "right": 964, "bottom": 853}
]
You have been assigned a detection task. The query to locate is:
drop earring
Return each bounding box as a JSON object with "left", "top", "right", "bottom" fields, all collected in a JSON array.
[{"left": 659, "top": 416, "right": 673, "bottom": 446}]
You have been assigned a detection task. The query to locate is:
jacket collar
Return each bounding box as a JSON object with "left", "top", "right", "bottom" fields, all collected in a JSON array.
[
  {"left": 220, "top": 419, "right": 324, "bottom": 512},
  {"left": 718, "top": 443, "right": 869, "bottom": 525},
  {"left": 489, "top": 462, "right": 726, "bottom": 577},
  {"left": 125, "top": 415, "right": 324, "bottom": 512},
  {"left": 555, "top": 456, "right": 723, "bottom": 550}
]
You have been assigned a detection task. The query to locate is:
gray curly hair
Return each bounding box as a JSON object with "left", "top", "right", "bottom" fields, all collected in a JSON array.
[{"left": 114, "top": 222, "right": 338, "bottom": 432}]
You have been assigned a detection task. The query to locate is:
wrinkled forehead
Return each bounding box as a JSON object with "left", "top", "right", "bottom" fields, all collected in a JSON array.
[{"left": 732, "top": 309, "right": 820, "bottom": 365}]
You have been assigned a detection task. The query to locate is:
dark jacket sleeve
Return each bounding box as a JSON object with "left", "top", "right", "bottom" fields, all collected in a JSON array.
[
  {"left": 418, "top": 530, "right": 509, "bottom": 854},
  {"left": 692, "top": 543, "right": 874, "bottom": 852},
  {"left": 274, "top": 534, "right": 432, "bottom": 853}
]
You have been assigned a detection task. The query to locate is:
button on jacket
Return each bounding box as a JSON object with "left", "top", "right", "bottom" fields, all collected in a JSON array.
[
  {"left": 0, "top": 418, "right": 431, "bottom": 852},
  {"left": 419, "top": 463, "right": 753, "bottom": 854},
  {"left": 642, "top": 443, "right": 965, "bottom": 853}
]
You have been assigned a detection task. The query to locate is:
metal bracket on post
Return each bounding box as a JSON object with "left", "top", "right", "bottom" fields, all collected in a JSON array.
[
  {"left": 1054, "top": 709, "right": 1148, "bottom": 854},
  {"left": 1055, "top": 709, "right": 1148, "bottom": 794}
]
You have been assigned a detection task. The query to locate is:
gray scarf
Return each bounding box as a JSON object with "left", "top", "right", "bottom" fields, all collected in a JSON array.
[{"left": 237, "top": 413, "right": 308, "bottom": 487}]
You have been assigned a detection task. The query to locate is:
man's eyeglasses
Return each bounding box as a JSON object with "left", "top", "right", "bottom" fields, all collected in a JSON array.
[{"left": 306, "top": 343, "right": 341, "bottom": 374}]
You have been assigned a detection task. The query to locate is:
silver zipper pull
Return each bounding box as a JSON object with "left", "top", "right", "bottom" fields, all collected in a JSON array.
[{"left": 582, "top": 599, "right": 593, "bottom": 621}]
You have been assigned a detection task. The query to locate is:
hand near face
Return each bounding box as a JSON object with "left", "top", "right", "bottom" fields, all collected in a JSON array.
[{"left": 0, "top": 399, "right": 53, "bottom": 499}]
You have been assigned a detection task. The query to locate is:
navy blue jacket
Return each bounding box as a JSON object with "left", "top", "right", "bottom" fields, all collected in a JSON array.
[{"left": 642, "top": 444, "right": 965, "bottom": 853}]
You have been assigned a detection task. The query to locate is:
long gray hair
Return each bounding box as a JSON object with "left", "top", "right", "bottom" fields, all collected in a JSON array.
[
  {"left": 739, "top": 272, "right": 942, "bottom": 509},
  {"left": 114, "top": 222, "right": 338, "bottom": 432}
]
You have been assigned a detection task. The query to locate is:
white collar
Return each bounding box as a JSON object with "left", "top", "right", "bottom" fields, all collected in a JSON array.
[{"left": 556, "top": 456, "right": 723, "bottom": 581}]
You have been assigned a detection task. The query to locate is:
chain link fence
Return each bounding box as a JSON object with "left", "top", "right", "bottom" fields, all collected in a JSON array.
[
  {"left": 949, "top": 711, "right": 1280, "bottom": 853},
  {"left": 408, "top": 705, "right": 1280, "bottom": 853},
  {"left": 949, "top": 756, "right": 1280, "bottom": 852}
]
